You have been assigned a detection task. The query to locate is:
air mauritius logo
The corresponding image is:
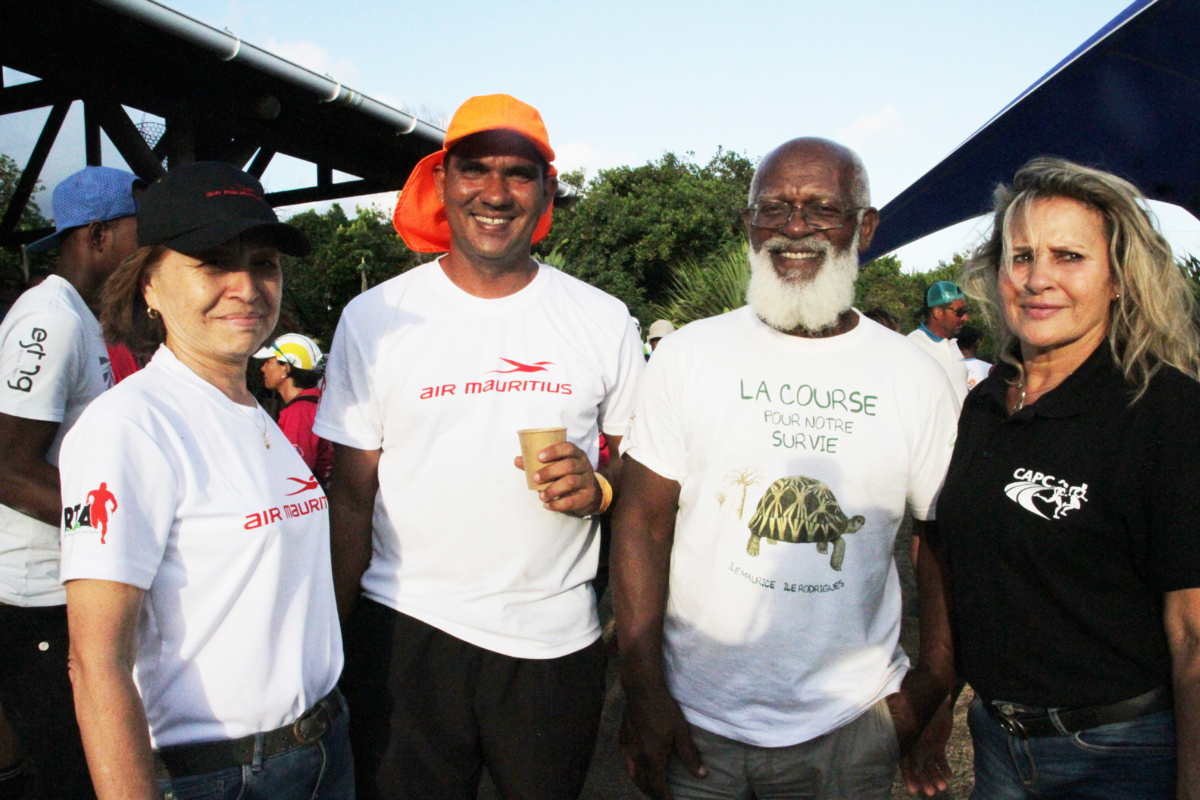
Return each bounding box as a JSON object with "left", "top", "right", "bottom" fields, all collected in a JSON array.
[
  {"left": 488, "top": 358, "right": 553, "bottom": 374},
  {"left": 1004, "top": 468, "right": 1089, "bottom": 520},
  {"left": 419, "top": 357, "right": 572, "bottom": 399},
  {"left": 62, "top": 482, "right": 119, "bottom": 543},
  {"left": 243, "top": 475, "right": 326, "bottom": 530}
]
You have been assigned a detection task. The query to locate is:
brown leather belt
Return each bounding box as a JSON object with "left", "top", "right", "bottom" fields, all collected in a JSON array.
[
  {"left": 983, "top": 685, "right": 1171, "bottom": 739},
  {"left": 153, "top": 688, "right": 342, "bottom": 779}
]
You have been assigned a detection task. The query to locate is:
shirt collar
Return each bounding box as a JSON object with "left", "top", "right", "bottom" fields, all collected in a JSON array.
[
  {"left": 917, "top": 322, "right": 944, "bottom": 343},
  {"left": 980, "top": 343, "right": 1126, "bottom": 420}
]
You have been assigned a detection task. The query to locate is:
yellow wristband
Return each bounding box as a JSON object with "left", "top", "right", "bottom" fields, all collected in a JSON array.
[{"left": 594, "top": 473, "right": 613, "bottom": 514}]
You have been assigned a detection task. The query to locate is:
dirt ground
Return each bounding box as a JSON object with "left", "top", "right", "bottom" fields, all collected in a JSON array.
[{"left": 480, "top": 515, "right": 975, "bottom": 799}]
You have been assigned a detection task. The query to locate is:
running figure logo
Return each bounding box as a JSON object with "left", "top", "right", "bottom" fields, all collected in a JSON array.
[
  {"left": 1004, "top": 467, "right": 1088, "bottom": 520},
  {"left": 85, "top": 482, "right": 119, "bottom": 543}
]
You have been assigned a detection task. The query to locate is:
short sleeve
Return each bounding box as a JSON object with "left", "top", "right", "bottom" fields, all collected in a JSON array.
[
  {"left": 622, "top": 335, "right": 688, "bottom": 484},
  {"left": 597, "top": 316, "right": 646, "bottom": 438},
  {"left": 312, "top": 309, "right": 383, "bottom": 450},
  {"left": 906, "top": 373, "right": 959, "bottom": 522},
  {"left": 1141, "top": 378, "right": 1200, "bottom": 592},
  {"left": 0, "top": 304, "right": 85, "bottom": 423},
  {"left": 59, "top": 411, "right": 179, "bottom": 590}
]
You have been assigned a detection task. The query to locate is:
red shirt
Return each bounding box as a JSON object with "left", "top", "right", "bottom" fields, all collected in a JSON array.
[
  {"left": 107, "top": 341, "right": 141, "bottom": 384},
  {"left": 277, "top": 388, "right": 333, "bottom": 480}
]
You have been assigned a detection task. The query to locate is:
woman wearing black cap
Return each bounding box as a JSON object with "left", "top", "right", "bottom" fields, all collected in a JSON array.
[{"left": 56, "top": 162, "right": 350, "bottom": 799}]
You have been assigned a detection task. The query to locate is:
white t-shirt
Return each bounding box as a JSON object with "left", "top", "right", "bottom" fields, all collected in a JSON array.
[
  {"left": 314, "top": 260, "right": 644, "bottom": 659},
  {"left": 59, "top": 347, "right": 342, "bottom": 748},
  {"left": 906, "top": 326, "right": 968, "bottom": 406},
  {"left": 0, "top": 275, "right": 112, "bottom": 606},
  {"left": 624, "top": 308, "right": 959, "bottom": 747},
  {"left": 965, "top": 357, "right": 992, "bottom": 391}
]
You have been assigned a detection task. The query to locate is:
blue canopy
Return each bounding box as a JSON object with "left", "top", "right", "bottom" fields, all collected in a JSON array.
[{"left": 864, "top": 0, "right": 1199, "bottom": 261}]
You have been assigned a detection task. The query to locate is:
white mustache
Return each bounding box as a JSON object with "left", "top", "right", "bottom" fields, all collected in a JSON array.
[{"left": 760, "top": 236, "right": 833, "bottom": 256}]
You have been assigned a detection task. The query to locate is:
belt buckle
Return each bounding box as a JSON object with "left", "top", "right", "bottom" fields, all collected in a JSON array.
[
  {"left": 292, "top": 704, "right": 330, "bottom": 746},
  {"left": 992, "top": 703, "right": 1029, "bottom": 739}
]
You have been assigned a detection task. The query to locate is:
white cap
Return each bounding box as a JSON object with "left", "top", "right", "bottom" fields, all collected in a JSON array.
[
  {"left": 647, "top": 319, "right": 675, "bottom": 341},
  {"left": 253, "top": 333, "right": 323, "bottom": 371}
]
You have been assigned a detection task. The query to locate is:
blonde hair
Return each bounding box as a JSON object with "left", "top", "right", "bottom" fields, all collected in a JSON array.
[{"left": 961, "top": 157, "right": 1200, "bottom": 400}]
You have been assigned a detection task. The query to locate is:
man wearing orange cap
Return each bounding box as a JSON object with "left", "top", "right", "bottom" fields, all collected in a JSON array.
[{"left": 314, "top": 94, "right": 644, "bottom": 799}]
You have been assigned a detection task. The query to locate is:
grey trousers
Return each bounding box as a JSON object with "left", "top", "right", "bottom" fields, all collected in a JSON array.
[{"left": 668, "top": 697, "right": 900, "bottom": 800}]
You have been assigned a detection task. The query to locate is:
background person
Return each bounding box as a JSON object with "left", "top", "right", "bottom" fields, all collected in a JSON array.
[
  {"left": 0, "top": 165, "right": 140, "bottom": 800},
  {"left": 907, "top": 280, "right": 970, "bottom": 404},
  {"left": 956, "top": 325, "right": 991, "bottom": 391},
  {"left": 646, "top": 319, "right": 674, "bottom": 352},
  {"left": 59, "top": 162, "right": 349, "bottom": 800},
  {"left": 864, "top": 306, "right": 901, "bottom": 332},
  {"left": 255, "top": 333, "right": 333, "bottom": 482},
  {"left": 929, "top": 158, "right": 1200, "bottom": 798}
]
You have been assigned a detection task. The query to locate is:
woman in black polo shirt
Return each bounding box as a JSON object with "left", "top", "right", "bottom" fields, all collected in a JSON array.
[{"left": 934, "top": 158, "right": 1200, "bottom": 798}]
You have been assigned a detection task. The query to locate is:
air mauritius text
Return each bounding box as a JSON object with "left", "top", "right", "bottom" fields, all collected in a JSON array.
[{"left": 244, "top": 495, "right": 328, "bottom": 529}]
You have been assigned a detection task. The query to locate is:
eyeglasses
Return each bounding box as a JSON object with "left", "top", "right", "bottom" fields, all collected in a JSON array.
[
  {"left": 743, "top": 200, "right": 865, "bottom": 232},
  {"left": 941, "top": 305, "right": 969, "bottom": 318}
]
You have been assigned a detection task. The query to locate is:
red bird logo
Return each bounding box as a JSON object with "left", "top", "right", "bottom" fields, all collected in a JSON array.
[
  {"left": 285, "top": 476, "right": 321, "bottom": 495},
  {"left": 487, "top": 358, "right": 554, "bottom": 374}
]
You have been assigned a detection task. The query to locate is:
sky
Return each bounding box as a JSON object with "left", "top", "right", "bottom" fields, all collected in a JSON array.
[{"left": 6, "top": 0, "right": 1199, "bottom": 271}]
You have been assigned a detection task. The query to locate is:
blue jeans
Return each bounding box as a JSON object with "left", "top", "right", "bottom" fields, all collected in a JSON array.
[
  {"left": 157, "top": 694, "right": 355, "bottom": 800},
  {"left": 968, "top": 695, "right": 1176, "bottom": 799}
]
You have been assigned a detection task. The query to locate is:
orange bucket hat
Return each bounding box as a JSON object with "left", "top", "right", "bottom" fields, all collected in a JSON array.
[{"left": 394, "top": 94, "right": 557, "bottom": 253}]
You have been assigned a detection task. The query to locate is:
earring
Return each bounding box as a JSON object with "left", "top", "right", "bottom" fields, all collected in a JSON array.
[{"left": 147, "top": 307, "right": 160, "bottom": 319}]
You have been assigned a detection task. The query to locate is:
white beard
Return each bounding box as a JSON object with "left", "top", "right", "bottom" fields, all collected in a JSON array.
[{"left": 746, "top": 231, "right": 860, "bottom": 333}]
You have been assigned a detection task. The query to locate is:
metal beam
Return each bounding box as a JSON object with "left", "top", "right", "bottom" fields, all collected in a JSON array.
[
  {"left": 0, "top": 102, "right": 70, "bottom": 238},
  {"left": 247, "top": 148, "right": 275, "bottom": 178},
  {"left": 84, "top": 101, "right": 103, "bottom": 166},
  {"left": 218, "top": 136, "right": 259, "bottom": 170},
  {"left": 91, "top": 101, "right": 166, "bottom": 182},
  {"left": 266, "top": 179, "right": 389, "bottom": 207},
  {"left": 0, "top": 79, "right": 76, "bottom": 115},
  {"left": 0, "top": 227, "right": 55, "bottom": 248},
  {"left": 164, "top": 115, "right": 194, "bottom": 166}
]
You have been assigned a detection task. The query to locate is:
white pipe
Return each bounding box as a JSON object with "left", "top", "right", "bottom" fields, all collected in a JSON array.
[{"left": 89, "top": 0, "right": 445, "bottom": 144}]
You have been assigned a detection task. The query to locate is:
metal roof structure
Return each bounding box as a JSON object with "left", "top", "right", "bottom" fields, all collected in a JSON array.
[
  {"left": 863, "top": 0, "right": 1198, "bottom": 262},
  {"left": 3, "top": 0, "right": 463, "bottom": 248}
]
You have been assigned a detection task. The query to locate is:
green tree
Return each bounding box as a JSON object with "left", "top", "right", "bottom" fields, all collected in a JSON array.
[
  {"left": 0, "top": 153, "right": 53, "bottom": 285},
  {"left": 653, "top": 238, "right": 749, "bottom": 325},
  {"left": 857, "top": 252, "right": 966, "bottom": 332},
  {"left": 279, "top": 203, "right": 424, "bottom": 343},
  {"left": 540, "top": 148, "right": 755, "bottom": 322}
]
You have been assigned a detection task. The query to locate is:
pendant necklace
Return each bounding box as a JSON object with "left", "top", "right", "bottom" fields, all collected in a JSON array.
[
  {"left": 252, "top": 406, "right": 271, "bottom": 449},
  {"left": 1012, "top": 381, "right": 1026, "bottom": 413}
]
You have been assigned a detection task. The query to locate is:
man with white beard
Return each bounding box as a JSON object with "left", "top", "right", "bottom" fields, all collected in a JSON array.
[{"left": 612, "top": 138, "right": 960, "bottom": 800}]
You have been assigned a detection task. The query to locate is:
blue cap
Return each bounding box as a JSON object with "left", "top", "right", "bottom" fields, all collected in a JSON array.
[
  {"left": 925, "top": 280, "right": 965, "bottom": 308},
  {"left": 26, "top": 166, "right": 141, "bottom": 252}
]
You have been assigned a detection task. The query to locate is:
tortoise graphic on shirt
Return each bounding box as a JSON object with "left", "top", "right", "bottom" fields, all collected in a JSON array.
[{"left": 745, "top": 475, "right": 864, "bottom": 570}]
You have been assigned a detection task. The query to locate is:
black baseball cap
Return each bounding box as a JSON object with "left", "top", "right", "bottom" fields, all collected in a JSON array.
[{"left": 137, "top": 161, "right": 310, "bottom": 257}]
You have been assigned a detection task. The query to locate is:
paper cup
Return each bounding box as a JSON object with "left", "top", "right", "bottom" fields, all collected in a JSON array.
[{"left": 518, "top": 427, "right": 567, "bottom": 489}]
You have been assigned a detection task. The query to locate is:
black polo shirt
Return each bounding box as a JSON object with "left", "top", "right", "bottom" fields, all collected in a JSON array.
[{"left": 939, "top": 344, "right": 1200, "bottom": 708}]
